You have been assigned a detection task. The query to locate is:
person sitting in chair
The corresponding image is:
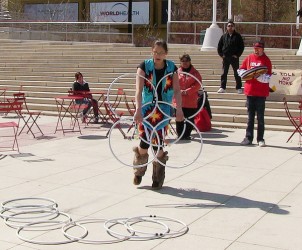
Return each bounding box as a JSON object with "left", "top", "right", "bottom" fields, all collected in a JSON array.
[{"left": 72, "top": 72, "right": 99, "bottom": 123}]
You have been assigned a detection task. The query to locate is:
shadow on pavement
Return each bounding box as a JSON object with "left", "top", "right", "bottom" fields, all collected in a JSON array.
[
  {"left": 78, "top": 135, "right": 107, "bottom": 140},
  {"left": 143, "top": 186, "right": 289, "bottom": 215}
]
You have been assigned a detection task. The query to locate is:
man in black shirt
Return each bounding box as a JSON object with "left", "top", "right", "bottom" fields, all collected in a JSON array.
[{"left": 217, "top": 20, "right": 244, "bottom": 94}]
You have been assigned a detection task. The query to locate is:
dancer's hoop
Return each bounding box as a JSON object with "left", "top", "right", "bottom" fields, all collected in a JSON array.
[
  {"left": 156, "top": 71, "right": 204, "bottom": 119},
  {"left": 106, "top": 73, "right": 157, "bottom": 120},
  {"left": 150, "top": 118, "right": 203, "bottom": 169},
  {"left": 108, "top": 118, "right": 160, "bottom": 168}
]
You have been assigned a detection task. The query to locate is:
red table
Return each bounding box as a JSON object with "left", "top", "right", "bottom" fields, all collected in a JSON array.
[{"left": 54, "top": 95, "right": 86, "bottom": 135}]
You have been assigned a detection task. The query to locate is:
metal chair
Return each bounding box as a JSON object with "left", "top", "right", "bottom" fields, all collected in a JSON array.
[
  {"left": 0, "top": 88, "right": 6, "bottom": 103},
  {"left": 0, "top": 101, "right": 23, "bottom": 152},
  {"left": 104, "top": 88, "right": 131, "bottom": 138},
  {"left": 283, "top": 97, "right": 302, "bottom": 143},
  {"left": 104, "top": 101, "right": 126, "bottom": 138},
  {"left": 12, "top": 92, "right": 44, "bottom": 138}
]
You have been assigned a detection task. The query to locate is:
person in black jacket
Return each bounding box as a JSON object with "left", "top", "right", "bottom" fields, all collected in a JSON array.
[
  {"left": 217, "top": 20, "right": 244, "bottom": 94},
  {"left": 72, "top": 72, "right": 99, "bottom": 123}
]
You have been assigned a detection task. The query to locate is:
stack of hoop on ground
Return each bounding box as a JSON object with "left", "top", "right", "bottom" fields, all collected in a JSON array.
[
  {"left": 106, "top": 72, "right": 205, "bottom": 169},
  {"left": 0, "top": 197, "right": 189, "bottom": 245}
]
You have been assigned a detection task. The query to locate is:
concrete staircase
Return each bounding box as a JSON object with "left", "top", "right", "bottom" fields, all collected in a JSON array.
[{"left": 0, "top": 39, "right": 301, "bottom": 132}]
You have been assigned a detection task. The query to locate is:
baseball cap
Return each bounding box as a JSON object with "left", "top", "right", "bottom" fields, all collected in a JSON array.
[{"left": 253, "top": 41, "right": 265, "bottom": 48}]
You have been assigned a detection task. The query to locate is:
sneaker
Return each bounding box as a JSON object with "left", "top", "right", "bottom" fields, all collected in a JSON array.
[
  {"left": 217, "top": 88, "right": 226, "bottom": 93},
  {"left": 241, "top": 137, "right": 252, "bottom": 145},
  {"left": 133, "top": 175, "right": 142, "bottom": 185},
  {"left": 258, "top": 140, "right": 266, "bottom": 147},
  {"left": 237, "top": 88, "right": 243, "bottom": 94}
]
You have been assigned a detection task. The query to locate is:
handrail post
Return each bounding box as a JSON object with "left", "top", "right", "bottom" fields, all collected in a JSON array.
[
  {"left": 47, "top": 22, "right": 49, "bottom": 41},
  {"left": 28, "top": 23, "right": 31, "bottom": 40},
  {"left": 194, "top": 23, "right": 196, "bottom": 44},
  {"left": 109, "top": 24, "right": 111, "bottom": 43},
  {"left": 167, "top": 21, "right": 169, "bottom": 43},
  {"left": 290, "top": 24, "right": 293, "bottom": 49},
  {"left": 132, "top": 23, "right": 134, "bottom": 45}
]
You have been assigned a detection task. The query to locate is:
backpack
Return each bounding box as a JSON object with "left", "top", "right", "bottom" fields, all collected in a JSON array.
[{"left": 194, "top": 108, "right": 212, "bottom": 132}]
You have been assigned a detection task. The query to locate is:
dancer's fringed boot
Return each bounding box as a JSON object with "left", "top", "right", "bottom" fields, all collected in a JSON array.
[
  {"left": 152, "top": 151, "right": 168, "bottom": 189},
  {"left": 133, "top": 147, "right": 148, "bottom": 185}
]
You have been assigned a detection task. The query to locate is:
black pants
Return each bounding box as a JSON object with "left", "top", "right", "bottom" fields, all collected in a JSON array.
[
  {"left": 245, "top": 96, "right": 266, "bottom": 142},
  {"left": 220, "top": 56, "right": 242, "bottom": 90},
  {"left": 176, "top": 107, "right": 197, "bottom": 138}
]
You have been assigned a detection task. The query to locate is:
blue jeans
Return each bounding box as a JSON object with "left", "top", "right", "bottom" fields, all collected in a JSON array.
[
  {"left": 75, "top": 98, "right": 98, "bottom": 117},
  {"left": 245, "top": 96, "right": 266, "bottom": 142}
]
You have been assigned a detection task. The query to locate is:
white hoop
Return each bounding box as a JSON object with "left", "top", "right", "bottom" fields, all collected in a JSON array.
[
  {"left": 1, "top": 197, "right": 57, "bottom": 211},
  {"left": 143, "top": 215, "right": 189, "bottom": 238},
  {"left": 124, "top": 216, "right": 169, "bottom": 237},
  {"left": 155, "top": 71, "right": 204, "bottom": 119},
  {"left": 104, "top": 217, "right": 165, "bottom": 240},
  {"left": 150, "top": 118, "right": 203, "bottom": 168},
  {"left": 108, "top": 118, "right": 160, "bottom": 168},
  {"left": 63, "top": 219, "right": 130, "bottom": 244},
  {"left": 3, "top": 208, "right": 60, "bottom": 229},
  {"left": 17, "top": 220, "right": 87, "bottom": 245},
  {"left": 106, "top": 73, "right": 158, "bottom": 120},
  {"left": 177, "top": 71, "right": 205, "bottom": 120}
]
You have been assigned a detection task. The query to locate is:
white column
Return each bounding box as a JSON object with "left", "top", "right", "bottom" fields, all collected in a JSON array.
[
  {"left": 168, "top": 0, "right": 172, "bottom": 22},
  {"left": 201, "top": 0, "right": 223, "bottom": 51},
  {"left": 228, "top": 0, "right": 232, "bottom": 20}
]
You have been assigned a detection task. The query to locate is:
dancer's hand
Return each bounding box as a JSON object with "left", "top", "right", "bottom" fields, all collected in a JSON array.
[
  {"left": 175, "top": 108, "right": 184, "bottom": 122},
  {"left": 134, "top": 111, "right": 143, "bottom": 124}
]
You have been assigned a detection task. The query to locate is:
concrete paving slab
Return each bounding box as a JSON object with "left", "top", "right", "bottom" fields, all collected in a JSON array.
[{"left": 0, "top": 114, "right": 301, "bottom": 249}]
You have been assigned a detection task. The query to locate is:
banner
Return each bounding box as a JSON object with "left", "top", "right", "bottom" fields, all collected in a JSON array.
[
  {"left": 24, "top": 3, "right": 78, "bottom": 21},
  {"left": 90, "top": 2, "right": 149, "bottom": 24},
  {"left": 269, "top": 69, "right": 302, "bottom": 95}
]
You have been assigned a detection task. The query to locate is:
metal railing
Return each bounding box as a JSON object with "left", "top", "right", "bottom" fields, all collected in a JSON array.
[
  {"left": 0, "top": 21, "right": 134, "bottom": 44},
  {"left": 167, "top": 21, "right": 302, "bottom": 49}
]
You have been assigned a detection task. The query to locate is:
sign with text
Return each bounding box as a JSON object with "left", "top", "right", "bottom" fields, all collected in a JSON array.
[
  {"left": 90, "top": 2, "right": 149, "bottom": 24},
  {"left": 24, "top": 3, "right": 78, "bottom": 21},
  {"left": 269, "top": 69, "right": 302, "bottom": 95}
]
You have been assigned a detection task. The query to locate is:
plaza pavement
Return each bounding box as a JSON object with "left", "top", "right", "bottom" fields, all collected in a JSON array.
[{"left": 0, "top": 115, "right": 301, "bottom": 250}]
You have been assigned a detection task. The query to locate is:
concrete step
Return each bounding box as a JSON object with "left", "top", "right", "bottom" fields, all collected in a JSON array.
[{"left": 0, "top": 39, "right": 300, "bottom": 132}]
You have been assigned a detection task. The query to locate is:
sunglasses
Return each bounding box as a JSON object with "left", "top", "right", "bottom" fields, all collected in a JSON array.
[{"left": 180, "top": 60, "right": 190, "bottom": 63}]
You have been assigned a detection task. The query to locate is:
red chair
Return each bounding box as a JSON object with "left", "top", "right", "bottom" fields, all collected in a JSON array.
[
  {"left": 0, "top": 88, "right": 6, "bottom": 103},
  {"left": 68, "top": 90, "right": 89, "bottom": 125},
  {"left": 104, "top": 102, "right": 126, "bottom": 138},
  {"left": 0, "top": 101, "right": 23, "bottom": 152},
  {"left": 283, "top": 97, "right": 302, "bottom": 143},
  {"left": 12, "top": 92, "right": 44, "bottom": 138}
]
